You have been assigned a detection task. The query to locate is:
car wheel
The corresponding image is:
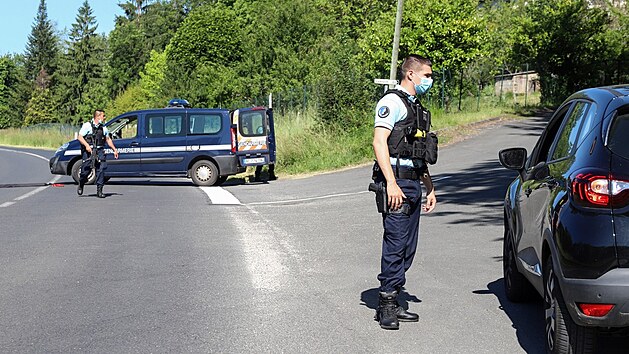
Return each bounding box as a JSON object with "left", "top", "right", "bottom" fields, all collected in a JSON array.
[
  {"left": 503, "top": 226, "right": 537, "bottom": 302},
  {"left": 71, "top": 160, "right": 96, "bottom": 185},
  {"left": 544, "top": 256, "right": 597, "bottom": 354},
  {"left": 190, "top": 160, "right": 219, "bottom": 186}
]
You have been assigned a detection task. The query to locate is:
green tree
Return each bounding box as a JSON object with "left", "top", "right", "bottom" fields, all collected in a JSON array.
[
  {"left": 24, "top": 69, "right": 56, "bottom": 126},
  {"left": 56, "top": 0, "right": 107, "bottom": 123},
  {"left": 513, "top": 0, "right": 612, "bottom": 104},
  {"left": 139, "top": 49, "right": 167, "bottom": 106},
  {"left": 358, "top": 0, "right": 487, "bottom": 75},
  {"left": 161, "top": 2, "right": 241, "bottom": 104},
  {"left": 166, "top": 3, "right": 240, "bottom": 72},
  {"left": 24, "top": 0, "right": 59, "bottom": 81},
  {"left": 108, "top": 0, "right": 185, "bottom": 96},
  {"left": 0, "top": 55, "right": 27, "bottom": 128}
]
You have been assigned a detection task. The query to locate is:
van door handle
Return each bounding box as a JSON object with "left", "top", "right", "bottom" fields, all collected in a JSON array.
[{"left": 130, "top": 142, "right": 140, "bottom": 147}]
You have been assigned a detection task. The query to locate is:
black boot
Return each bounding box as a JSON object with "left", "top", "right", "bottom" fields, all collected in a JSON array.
[
  {"left": 97, "top": 185, "right": 105, "bottom": 198},
  {"left": 77, "top": 182, "right": 84, "bottom": 196},
  {"left": 376, "top": 291, "right": 399, "bottom": 330},
  {"left": 396, "top": 305, "right": 419, "bottom": 322}
]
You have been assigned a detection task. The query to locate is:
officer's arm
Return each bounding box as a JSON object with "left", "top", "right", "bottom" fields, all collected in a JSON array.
[
  {"left": 106, "top": 136, "right": 119, "bottom": 159},
  {"left": 420, "top": 171, "right": 436, "bottom": 213},
  {"left": 77, "top": 134, "right": 91, "bottom": 153},
  {"left": 373, "top": 127, "right": 406, "bottom": 210}
]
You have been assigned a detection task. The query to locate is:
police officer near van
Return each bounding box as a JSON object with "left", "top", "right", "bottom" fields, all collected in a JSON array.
[
  {"left": 372, "top": 55, "right": 437, "bottom": 330},
  {"left": 77, "top": 109, "right": 119, "bottom": 198}
]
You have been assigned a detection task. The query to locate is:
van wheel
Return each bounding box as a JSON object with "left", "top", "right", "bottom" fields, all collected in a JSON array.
[
  {"left": 544, "top": 256, "right": 597, "bottom": 354},
  {"left": 71, "top": 160, "right": 96, "bottom": 185},
  {"left": 190, "top": 160, "right": 219, "bottom": 186}
]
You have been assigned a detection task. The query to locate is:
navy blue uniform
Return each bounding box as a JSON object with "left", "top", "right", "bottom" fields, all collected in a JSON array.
[
  {"left": 78, "top": 121, "right": 110, "bottom": 187},
  {"left": 374, "top": 85, "right": 425, "bottom": 292}
]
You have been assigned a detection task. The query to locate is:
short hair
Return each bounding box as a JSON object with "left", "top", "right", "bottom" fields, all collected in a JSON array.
[
  {"left": 93, "top": 109, "right": 105, "bottom": 118},
  {"left": 401, "top": 55, "right": 432, "bottom": 78}
]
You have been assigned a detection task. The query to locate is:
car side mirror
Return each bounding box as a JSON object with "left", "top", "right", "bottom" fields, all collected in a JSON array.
[{"left": 499, "top": 147, "right": 527, "bottom": 171}]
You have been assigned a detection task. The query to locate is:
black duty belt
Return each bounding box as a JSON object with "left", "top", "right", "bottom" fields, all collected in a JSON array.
[{"left": 395, "top": 168, "right": 422, "bottom": 180}]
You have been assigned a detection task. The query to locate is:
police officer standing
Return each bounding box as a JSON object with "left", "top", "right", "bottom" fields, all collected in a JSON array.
[
  {"left": 372, "top": 55, "right": 437, "bottom": 330},
  {"left": 77, "top": 109, "right": 119, "bottom": 198}
]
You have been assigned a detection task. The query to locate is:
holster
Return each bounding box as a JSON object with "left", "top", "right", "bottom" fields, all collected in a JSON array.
[{"left": 369, "top": 181, "right": 388, "bottom": 214}]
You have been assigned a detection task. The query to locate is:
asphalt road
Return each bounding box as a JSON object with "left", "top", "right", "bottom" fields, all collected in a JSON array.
[{"left": 0, "top": 116, "right": 627, "bottom": 353}]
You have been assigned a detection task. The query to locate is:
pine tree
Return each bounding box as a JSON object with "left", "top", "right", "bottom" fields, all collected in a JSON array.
[
  {"left": 24, "top": 69, "right": 55, "bottom": 126},
  {"left": 24, "top": 0, "right": 58, "bottom": 81},
  {"left": 57, "top": 0, "right": 105, "bottom": 124}
]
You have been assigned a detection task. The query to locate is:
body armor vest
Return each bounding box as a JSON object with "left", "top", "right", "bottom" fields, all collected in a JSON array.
[
  {"left": 85, "top": 123, "right": 106, "bottom": 148},
  {"left": 384, "top": 89, "right": 431, "bottom": 160}
]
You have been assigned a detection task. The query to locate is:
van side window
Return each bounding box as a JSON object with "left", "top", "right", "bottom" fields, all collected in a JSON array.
[
  {"left": 109, "top": 115, "right": 138, "bottom": 140},
  {"left": 189, "top": 114, "right": 222, "bottom": 134},
  {"left": 239, "top": 111, "right": 266, "bottom": 137},
  {"left": 147, "top": 114, "right": 184, "bottom": 137}
]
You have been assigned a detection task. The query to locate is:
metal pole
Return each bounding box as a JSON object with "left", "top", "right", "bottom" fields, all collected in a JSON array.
[
  {"left": 525, "top": 63, "right": 529, "bottom": 107},
  {"left": 389, "top": 0, "right": 404, "bottom": 89},
  {"left": 458, "top": 69, "right": 463, "bottom": 111}
]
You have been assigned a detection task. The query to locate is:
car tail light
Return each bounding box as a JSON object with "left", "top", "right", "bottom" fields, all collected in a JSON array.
[
  {"left": 572, "top": 173, "right": 629, "bottom": 208},
  {"left": 577, "top": 303, "right": 614, "bottom": 317},
  {"left": 230, "top": 126, "right": 237, "bottom": 153}
]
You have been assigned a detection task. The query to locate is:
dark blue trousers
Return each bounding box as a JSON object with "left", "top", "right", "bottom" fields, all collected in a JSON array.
[
  {"left": 378, "top": 178, "right": 423, "bottom": 292},
  {"left": 80, "top": 149, "right": 107, "bottom": 186}
]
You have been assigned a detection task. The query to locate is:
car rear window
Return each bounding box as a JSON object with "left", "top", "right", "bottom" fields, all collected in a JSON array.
[{"left": 608, "top": 106, "right": 629, "bottom": 159}]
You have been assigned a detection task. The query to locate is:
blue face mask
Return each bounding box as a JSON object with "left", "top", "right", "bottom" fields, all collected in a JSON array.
[{"left": 413, "top": 77, "right": 433, "bottom": 96}]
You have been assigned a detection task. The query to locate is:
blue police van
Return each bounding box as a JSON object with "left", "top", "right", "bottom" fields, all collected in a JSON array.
[{"left": 49, "top": 101, "right": 276, "bottom": 186}]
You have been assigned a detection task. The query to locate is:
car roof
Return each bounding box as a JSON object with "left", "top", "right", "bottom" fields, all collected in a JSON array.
[{"left": 566, "top": 85, "right": 629, "bottom": 103}]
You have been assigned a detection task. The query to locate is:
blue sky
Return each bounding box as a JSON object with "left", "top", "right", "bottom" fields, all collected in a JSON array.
[{"left": 0, "top": 0, "right": 124, "bottom": 55}]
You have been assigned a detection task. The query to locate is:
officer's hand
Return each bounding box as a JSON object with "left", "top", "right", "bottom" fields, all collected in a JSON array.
[
  {"left": 423, "top": 190, "right": 436, "bottom": 213},
  {"left": 113, "top": 150, "right": 119, "bottom": 159},
  {"left": 387, "top": 180, "right": 406, "bottom": 211},
  {"left": 85, "top": 146, "right": 92, "bottom": 154}
]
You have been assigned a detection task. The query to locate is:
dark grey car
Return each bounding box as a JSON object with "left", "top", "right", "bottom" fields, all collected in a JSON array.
[{"left": 499, "top": 85, "right": 629, "bottom": 354}]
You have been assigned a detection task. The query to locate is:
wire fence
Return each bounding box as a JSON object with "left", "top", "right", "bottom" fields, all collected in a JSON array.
[{"left": 237, "top": 66, "right": 542, "bottom": 117}]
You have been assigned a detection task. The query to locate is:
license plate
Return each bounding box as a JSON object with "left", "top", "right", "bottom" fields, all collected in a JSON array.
[{"left": 243, "top": 157, "right": 265, "bottom": 164}]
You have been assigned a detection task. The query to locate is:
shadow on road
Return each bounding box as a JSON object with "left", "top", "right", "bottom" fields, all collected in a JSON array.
[
  {"left": 360, "top": 287, "right": 422, "bottom": 315},
  {"left": 477, "top": 278, "right": 629, "bottom": 354},
  {"left": 431, "top": 159, "right": 520, "bottom": 227},
  {"left": 431, "top": 115, "right": 550, "bottom": 228},
  {"left": 474, "top": 279, "right": 545, "bottom": 354}
]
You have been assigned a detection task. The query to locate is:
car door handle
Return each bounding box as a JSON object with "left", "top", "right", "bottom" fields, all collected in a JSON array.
[{"left": 130, "top": 142, "right": 140, "bottom": 147}]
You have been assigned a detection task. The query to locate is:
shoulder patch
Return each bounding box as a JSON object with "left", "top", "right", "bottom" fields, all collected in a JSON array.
[{"left": 378, "top": 106, "right": 390, "bottom": 118}]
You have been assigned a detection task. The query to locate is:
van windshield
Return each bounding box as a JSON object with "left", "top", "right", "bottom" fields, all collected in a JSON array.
[
  {"left": 239, "top": 111, "right": 266, "bottom": 137},
  {"left": 608, "top": 105, "right": 629, "bottom": 160}
]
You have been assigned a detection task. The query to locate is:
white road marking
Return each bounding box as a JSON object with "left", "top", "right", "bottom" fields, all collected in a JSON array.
[
  {"left": 0, "top": 148, "right": 61, "bottom": 207},
  {"left": 0, "top": 147, "right": 51, "bottom": 161},
  {"left": 248, "top": 190, "right": 370, "bottom": 206},
  {"left": 229, "top": 205, "right": 295, "bottom": 292},
  {"left": 246, "top": 176, "right": 451, "bottom": 206},
  {"left": 199, "top": 186, "right": 242, "bottom": 205}
]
